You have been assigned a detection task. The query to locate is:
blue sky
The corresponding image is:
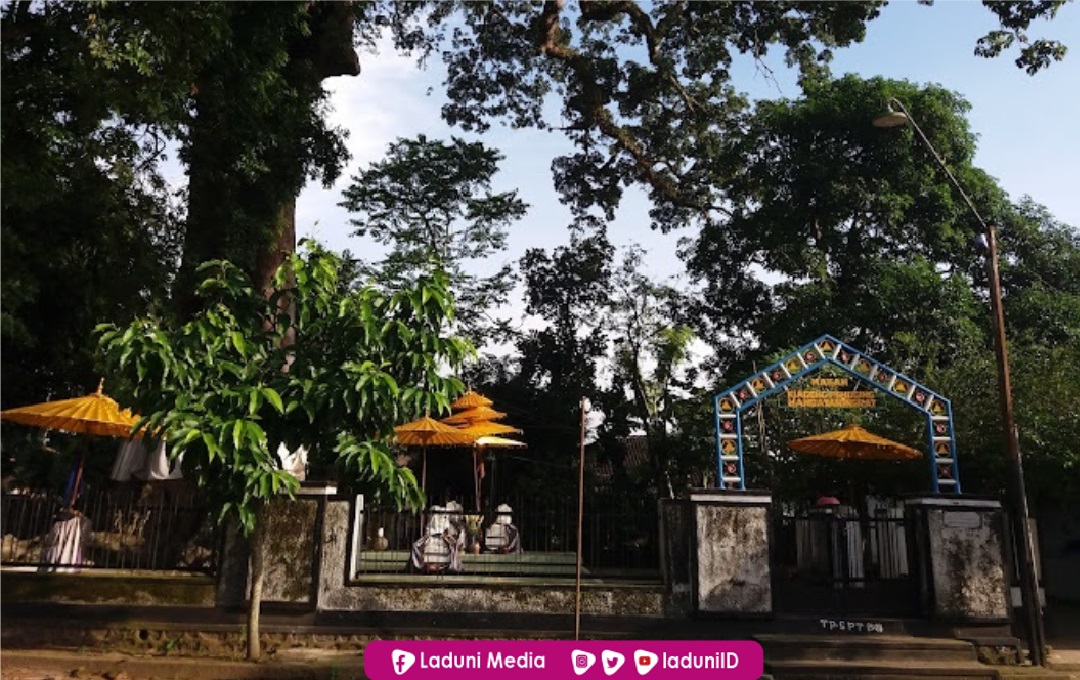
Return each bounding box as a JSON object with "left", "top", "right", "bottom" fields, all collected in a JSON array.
[{"left": 293, "top": 2, "right": 1079, "bottom": 302}]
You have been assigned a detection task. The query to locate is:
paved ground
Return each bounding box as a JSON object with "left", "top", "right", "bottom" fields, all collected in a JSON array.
[{"left": 3, "top": 600, "right": 1077, "bottom": 679}]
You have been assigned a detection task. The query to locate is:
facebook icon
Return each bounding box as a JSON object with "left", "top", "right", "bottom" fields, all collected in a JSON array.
[{"left": 392, "top": 650, "right": 416, "bottom": 676}]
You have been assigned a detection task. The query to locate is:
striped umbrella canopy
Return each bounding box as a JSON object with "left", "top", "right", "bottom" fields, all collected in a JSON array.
[
  {"left": 393, "top": 416, "right": 476, "bottom": 447},
  {"left": 450, "top": 390, "right": 494, "bottom": 410},
  {"left": 455, "top": 420, "right": 523, "bottom": 437},
  {"left": 442, "top": 406, "right": 507, "bottom": 425},
  {"left": 393, "top": 415, "right": 476, "bottom": 494},
  {"left": 787, "top": 424, "right": 921, "bottom": 461},
  {"left": 0, "top": 379, "right": 143, "bottom": 439}
]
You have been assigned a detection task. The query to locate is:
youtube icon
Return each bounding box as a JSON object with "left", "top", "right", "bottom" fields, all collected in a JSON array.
[{"left": 634, "top": 650, "right": 658, "bottom": 676}]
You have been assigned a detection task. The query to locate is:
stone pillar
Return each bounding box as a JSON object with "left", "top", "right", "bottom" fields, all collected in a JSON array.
[
  {"left": 215, "top": 482, "right": 337, "bottom": 610},
  {"left": 316, "top": 494, "right": 357, "bottom": 611},
  {"left": 689, "top": 491, "right": 772, "bottom": 616},
  {"left": 905, "top": 497, "right": 1010, "bottom": 622}
]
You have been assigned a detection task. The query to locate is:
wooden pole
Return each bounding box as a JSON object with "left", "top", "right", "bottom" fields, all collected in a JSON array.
[
  {"left": 69, "top": 451, "right": 86, "bottom": 509},
  {"left": 473, "top": 447, "right": 482, "bottom": 513},
  {"left": 574, "top": 397, "right": 588, "bottom": 640}
]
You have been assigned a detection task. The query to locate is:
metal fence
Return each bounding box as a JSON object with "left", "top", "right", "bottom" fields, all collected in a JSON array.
[
  {"left": 771, "top": 511, "right": 918, "bottom": 616},
  {"left": 353, "top": 498, "right": 660, "bottom": 580},
  {"left": 1, "top": 484, "right": 216, "bottom": 573}
]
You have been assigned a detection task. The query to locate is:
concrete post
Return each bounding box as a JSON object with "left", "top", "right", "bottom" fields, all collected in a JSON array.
[
  {"left": 905, "top": 497, "right": 1010, "bottom": 622},
  {"left": 689, "top": 491, "right": 773, "bottom": 616},
  {"left": 215, "top": 482, "right": 337, "bottom": 610}
]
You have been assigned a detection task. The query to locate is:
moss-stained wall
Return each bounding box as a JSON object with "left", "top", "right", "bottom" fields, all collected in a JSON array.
[
  {"left": 2, "top": 571, "right": 215, "bottom": 606},
  {"left": 918, "top": 500, "right": 1010, "bottom": 621},
  {"left": 691, "top": 494, "right": 772, "bottom": 614},
  {"left": 259, "top": 498, "right": 319, "bottom": 604}
]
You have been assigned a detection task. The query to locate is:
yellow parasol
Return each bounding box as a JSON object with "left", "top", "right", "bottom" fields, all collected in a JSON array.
[
  {"left": 787, "top": 424, "right": 922, "bottom": 461},
  {"left": 0, "top": 379, "right": 143, "bottom": 438},
  {"left": 450, "top": 390, "right": 494, "bottom": 410},
  {"left": 442, "top": 406, "right": 507, "bottom": 425},
  {"left": 455, "top": 420, "right": 523, "bottom": 437},
  {"left": 0, "top": 379, "right": 145, "bottom": 506},
  {"left": 393, "top": 415, "right": 476, "bottom": 492}
]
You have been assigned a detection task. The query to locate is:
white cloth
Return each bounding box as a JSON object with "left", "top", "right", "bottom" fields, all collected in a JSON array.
[
  {"left": 110, "top": 440, "right": 183, "bottom": 482},
  {"left": 495, "top": 503, "right": 513, "bottom": 525},
  {"left": 39, "top": 512, "right": 92, "bottom": 572},
  {"left": 277, "top": 443, "right": 308, "bottom": 480}
]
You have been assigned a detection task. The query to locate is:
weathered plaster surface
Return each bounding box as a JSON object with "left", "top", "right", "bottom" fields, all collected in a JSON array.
[
  {"left": 694, "top": 502, "right": 772, "bottom": 614},
  {"left": 215, "top": 517, "right": 248, "bottom": 608},
  {"left": 319, "top": 580, "right": 668, "bottom": 615},
  {"left": 317, "top": 499, "right": 350, "bottom": 610},
  {"left": 926, "top": 507, "right": 1009, "bottom": 620},
  {"left": 217, "top": 498, "right": 321, "bottom": 607},
  {"left": 260, "top": 498, "right": 318, "bottom": 604}
]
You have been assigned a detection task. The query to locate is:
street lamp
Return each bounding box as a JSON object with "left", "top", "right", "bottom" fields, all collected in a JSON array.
[{"left": 873, "top": 97, "right": 1046, "bottom": 667}]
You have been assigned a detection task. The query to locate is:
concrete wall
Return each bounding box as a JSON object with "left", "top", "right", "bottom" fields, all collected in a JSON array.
[
  {"left": 690, "top": 492, "right": 772, "bottom": 615},
  {"left": 217, "top": 483, "right": 335, "bottom": 609},
  {"left": 908, "top": 497, "right": 1010, "bottom": 622}
]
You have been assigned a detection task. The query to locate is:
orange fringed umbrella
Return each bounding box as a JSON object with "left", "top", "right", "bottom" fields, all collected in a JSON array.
[
  {"left": 442, "top": 406, "right": 507, "bottom": 425},
  {"left": 0, "top": 379, "right": 143, "bottom": 439},
  {"left": 455, "top": 420, "right": 523, "bottom": 437},
  {"left": 440, "top": 394, "right": 525, "bottom": 511},
  {"left": 0, "top": 379, "right": 146, "bottom": 506},
  {"left": 787, "top": 424, "right": 922, "bottom": 461},
  {"left": 450, "top": 390, "right": 494, "bottom": 410},
  {"left": 393, "top": 415, "right": 476, "bottom": 492}
]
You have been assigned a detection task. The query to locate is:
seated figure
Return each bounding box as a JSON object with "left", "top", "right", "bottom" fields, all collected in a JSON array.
[
  {"left": 410, "top": 505, "right": 463, "bottom": 573},
  {"left": 484, "top": 503, "right": 522, "bottom": 554},
  {"left": 444, "top": 500, "right": 467, "bottom": 552}
]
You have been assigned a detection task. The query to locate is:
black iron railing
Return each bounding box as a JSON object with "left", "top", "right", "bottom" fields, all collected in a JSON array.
[
  {"left": 771, "top": 511, "right": 918, "bottom": 616},
  {"left": 354, "top": 499, "right": 660, "bottom": 580},
  {"left": 1, "top": 485, "right": 216, "bottom": 573}
]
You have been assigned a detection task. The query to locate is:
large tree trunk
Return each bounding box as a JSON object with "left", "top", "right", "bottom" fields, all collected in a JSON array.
[{"left": 176, "top": 3, "right": 360, "bottom": 316}]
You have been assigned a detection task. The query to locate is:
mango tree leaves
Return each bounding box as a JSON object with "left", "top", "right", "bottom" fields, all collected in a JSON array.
[{"left": 98, "top": 242, "right": 472, "bottom": 534}]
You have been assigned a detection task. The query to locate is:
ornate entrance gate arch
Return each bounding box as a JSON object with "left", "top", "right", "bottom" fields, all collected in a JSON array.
[{"left": 713, "top": 334, "right": 961, "bottom": 494}]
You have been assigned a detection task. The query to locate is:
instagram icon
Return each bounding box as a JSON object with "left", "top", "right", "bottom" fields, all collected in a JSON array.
[{"left": 571, "top": 649, "right": 596, "bottom": 675}]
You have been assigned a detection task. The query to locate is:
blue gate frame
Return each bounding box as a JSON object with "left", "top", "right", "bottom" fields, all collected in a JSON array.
[{"left": 712, "top": 335, "right": 960, "bottom": 494}]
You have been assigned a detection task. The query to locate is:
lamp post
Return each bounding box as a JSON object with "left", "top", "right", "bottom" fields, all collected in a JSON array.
[{"left": 873, "top": 97, "right": 1046, "bottom": 667}]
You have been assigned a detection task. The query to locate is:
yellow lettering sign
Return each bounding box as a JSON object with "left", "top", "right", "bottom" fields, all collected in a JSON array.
[
  {"left": 809, "top": 377, "right": 850, "bottom": 389},
  {"left": 787, "top": 391, "right": 877, "bottom": 408}
]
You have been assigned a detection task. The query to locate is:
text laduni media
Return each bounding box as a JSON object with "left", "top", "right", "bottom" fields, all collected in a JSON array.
[{"left": 420, "top": 652, "right": 544, "bottom": 670}]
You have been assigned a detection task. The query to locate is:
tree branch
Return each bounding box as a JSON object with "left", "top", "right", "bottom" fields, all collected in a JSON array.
[{"left": 533, "top": 2, "right": 719, "bottom": 222}]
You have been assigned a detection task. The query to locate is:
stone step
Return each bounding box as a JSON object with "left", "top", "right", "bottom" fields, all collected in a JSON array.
[
  {"left": 765, "top": 659, "right": 998, "bottom": 679},
  {"left": 756, "top": 634, "right": 978, "bottom": 663}
]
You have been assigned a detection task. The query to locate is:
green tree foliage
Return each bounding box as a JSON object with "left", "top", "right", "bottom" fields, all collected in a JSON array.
[
  {"left": 604, "top": 246, "right": 698, "bottom": 497},
  {"left": 439, "top": 1, "right": 1067, "bottom": 229},
  {"left": 684, "top": 76, "right": 1080, "bottom": 505},
  {"left": 0, "top": 2, "right": 181, "bottom": 415},
  {"left": 97, "top": 243, "right": 470, "bottom": 530},
  {"left": 463, "top": 228, "right": 614, "bottom": 504},
  {"left": 341, "top": 135, "right": 527, "bottom": 344},
  {"left": 97, "top": 243, "right": 470, "bottom": 658},
  {"left": 684, "top": 76, "right": 993, "bottom": 371}
]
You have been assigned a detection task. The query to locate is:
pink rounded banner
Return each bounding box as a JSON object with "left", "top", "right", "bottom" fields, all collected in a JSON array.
[{"left": 365, "top": 640, "right": 764, "bottom": 680}]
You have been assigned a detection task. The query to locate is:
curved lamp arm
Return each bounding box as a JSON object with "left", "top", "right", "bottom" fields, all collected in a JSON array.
[{"left": 881, "top": 97, "right": 990, "bottom": 234}]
